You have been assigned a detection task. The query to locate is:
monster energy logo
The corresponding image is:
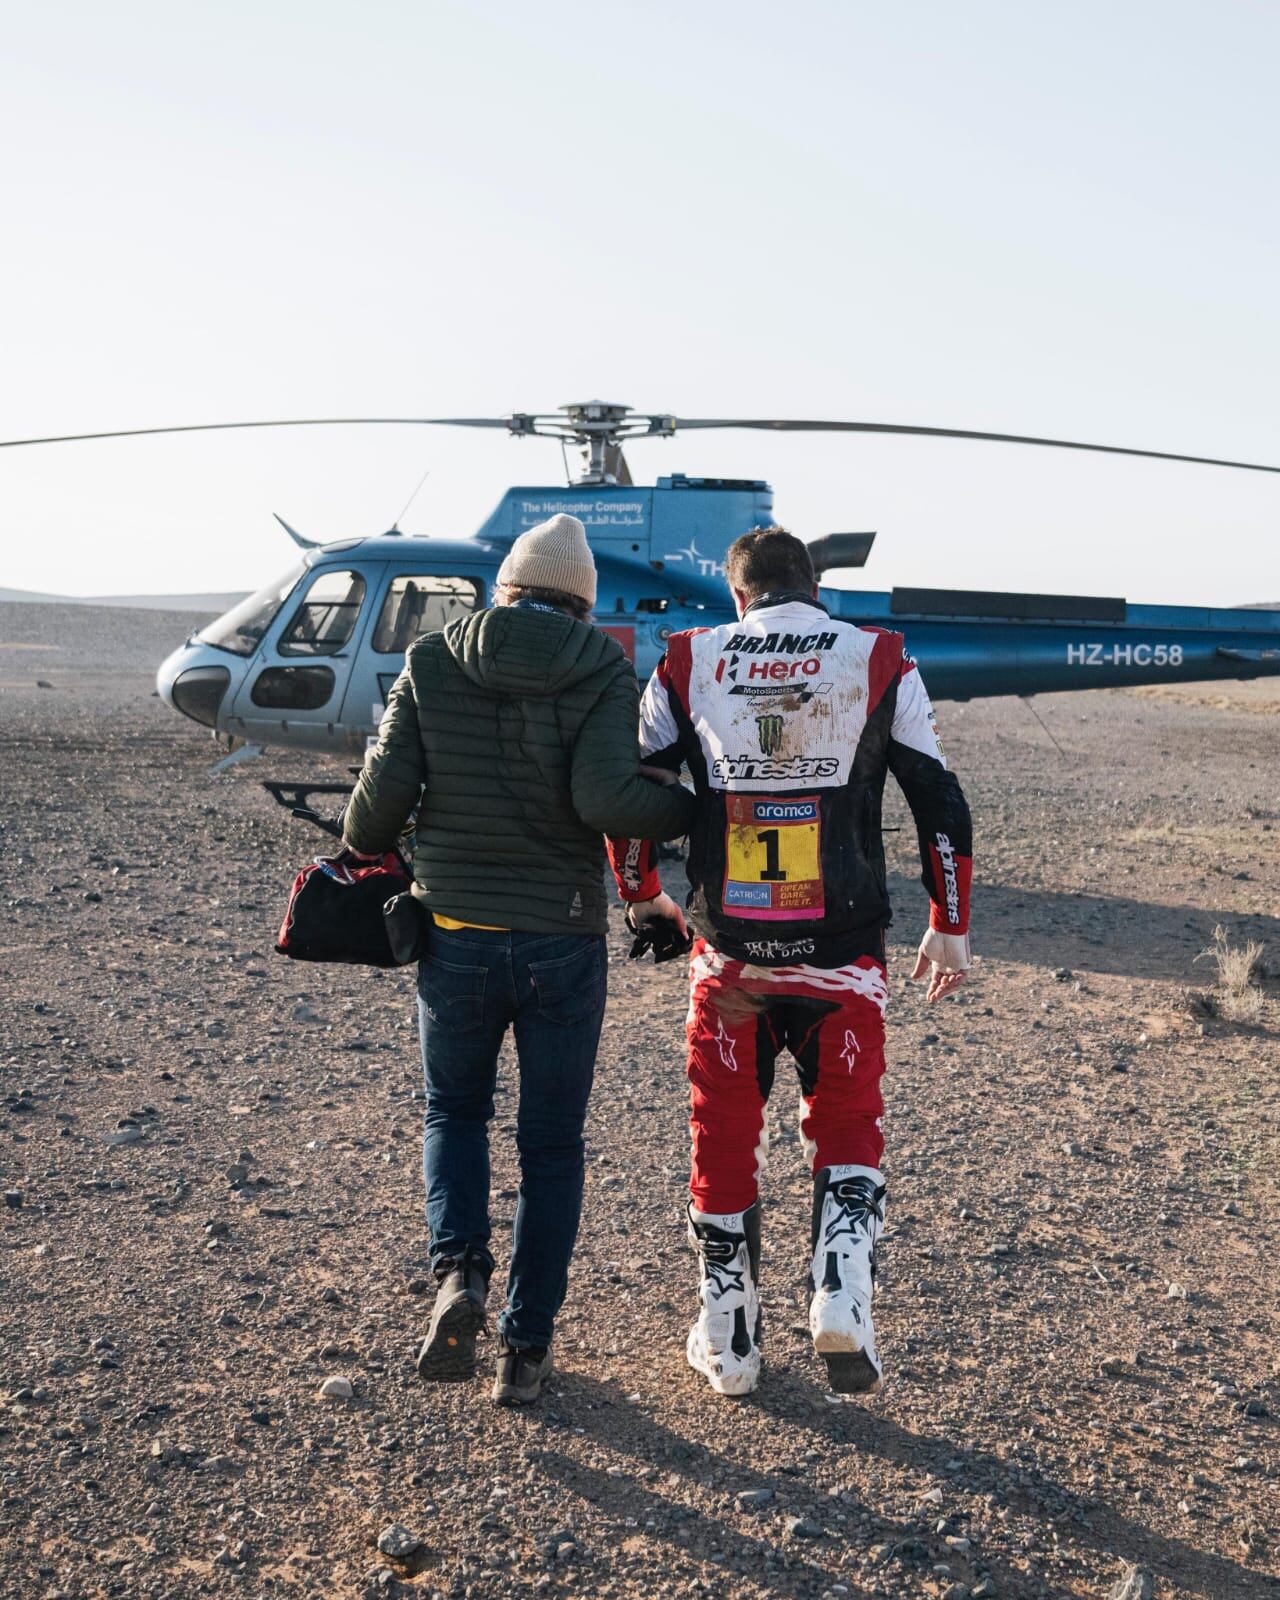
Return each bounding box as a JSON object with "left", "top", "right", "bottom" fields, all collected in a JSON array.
[{"left": 755, "top": 714, "right": 784, "bottom": 756}]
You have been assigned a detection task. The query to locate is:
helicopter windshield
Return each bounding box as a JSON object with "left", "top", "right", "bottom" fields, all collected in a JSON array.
[{"left": 196, "top": 564, "right": 306, "bottom": 656}]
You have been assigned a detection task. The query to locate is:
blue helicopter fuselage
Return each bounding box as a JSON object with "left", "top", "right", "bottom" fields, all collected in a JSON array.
[{"left": 157, "top": 475, "right": 1280, "bottom": 755}]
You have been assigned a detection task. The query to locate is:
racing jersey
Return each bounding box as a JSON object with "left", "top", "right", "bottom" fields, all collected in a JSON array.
[{"left": 606, "top": 592, "right": 972, "bottom": 969}]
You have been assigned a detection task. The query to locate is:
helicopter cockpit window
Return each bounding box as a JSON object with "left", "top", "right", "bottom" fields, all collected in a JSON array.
[
  {"left": 196, "top": 564, "right": 305, "bottom": 657},
  {"left": 277, "top": 569, "right": 367, "bottom": 657},
  {"left": 372, "top": 575, "right": 481, "bottom": 654}
]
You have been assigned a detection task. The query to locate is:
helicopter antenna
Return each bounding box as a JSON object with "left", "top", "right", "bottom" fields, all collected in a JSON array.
[
  {"left": 390, "top": 462, "right": 432, "bottom": 532},
  {"left": 273, "top": 512, "right": 319, "bottom": 550},
  {"left": 560, "top": 437, "right": 572, "bottom": 486}
]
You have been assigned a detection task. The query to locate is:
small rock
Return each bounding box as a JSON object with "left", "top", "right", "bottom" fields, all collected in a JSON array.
[
  {"left": 1051, "top": 967, "right": 1072, "bottom": 981},
  {"left": 83, "top": 890, "right": 102, "bottom": 903},
  {"left": 919, "top": 1486, "right": 945, "bottom": 1504},
  {"left": 36, "top": 679, "right": 54, "bottom": 689},
  {"left": 103, "top": 1127, "right": 143, "bottom": 1145},
  {"left": 945, "top": 1535, "right": 971, "bottom": 1552},
  {"left": 1166, "top": 1281, "right": 1188, "bottom": 1300},
  {"left": 1061, "top": 1141, "right": 1083, "bottom": 1157},
  {"left": 1107, "top": 1565, "right": 1155, "bottom": 1600},
  {"left": 204, "top": 1020, "right": 227, "bottom": 1038},
  {"left": 3, "top": 1190, "right": 22, "bottom": 1209},
  {"left": 943, "top": 1584, "right": 970, "bottom": 1600},
  {"left": 1222, "top": 1201, "right": 1241, "bottom": 1216},
  {"left": 377, "top": 1524, "right": 422, "bottom": 1559},
  {"left": 972, "top": 1583, "right": 998, "bottom": 1599},
  {"left": 318, "top": 1375, "right": 354, "bottom": 1400},
  {"left": 1099, "top": 1357, "right": 1126, "bottom": 1377},
  {"left": 785, "top": 1516, "right": 823, "bottom": 1539},
  {"left": 225, "top": 1163, "right": 250, "bottom": 1188},
  {"left": 735, "top": 1488, "right": 775, "bottom": 1509},
  {"left": 321, "top": 1287, "right": 342, "bottom": 1305},
  {"left": 1243, "top": 1399, "right": 1268, "bottom": 1418},
  {"left": 867, "top": 1543, "right": 893, "bottom": 1565}
]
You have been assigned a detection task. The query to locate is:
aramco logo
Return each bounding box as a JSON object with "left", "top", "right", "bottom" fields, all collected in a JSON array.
[{"left": 755, "top": 714, "right": 784, "bottom": 756}]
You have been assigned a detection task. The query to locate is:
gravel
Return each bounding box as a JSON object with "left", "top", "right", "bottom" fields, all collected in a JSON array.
[{"left": 1, "top": 601, "right": 1278, "bottom": 1600}]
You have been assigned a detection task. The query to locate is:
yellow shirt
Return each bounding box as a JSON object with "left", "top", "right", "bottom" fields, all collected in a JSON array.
[{"left": 432, "top": 912, "right": 507, "bottom": 932}]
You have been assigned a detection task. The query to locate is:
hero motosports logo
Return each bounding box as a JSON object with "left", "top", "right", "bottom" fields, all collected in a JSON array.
[
  {"left": 935, "top": 831, "right": 960, "bottom": 924},
  {"left": 712, "top": 755, "right": 839, "bottom": 781}
]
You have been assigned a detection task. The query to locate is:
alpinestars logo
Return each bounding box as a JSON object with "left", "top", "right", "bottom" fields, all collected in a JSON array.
[
  {"left": 620, "top": 838, "right": 644, "bottom": 893},
  {"left": 755, "top": 714, "right": 783, "bottom": 755},
  {"left": 712, "top": 755, "right": 839, "bottom": 781},
  {"left": 935, "top": 832, "right": 960, "bottom": 924}
]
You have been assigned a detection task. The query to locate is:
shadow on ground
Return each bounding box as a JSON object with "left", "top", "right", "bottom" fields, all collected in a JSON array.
[
  {"left": 889, "top": 872, "right": 1280, "bottom": 983},
  {"left": 529, "top": 1371, "right": 1278, "bottom": 1600}
]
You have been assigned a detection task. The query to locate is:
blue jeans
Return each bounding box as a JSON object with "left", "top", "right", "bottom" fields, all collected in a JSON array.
[{"left": 417, "top": 925, "right": 608, "bottom": 1349}]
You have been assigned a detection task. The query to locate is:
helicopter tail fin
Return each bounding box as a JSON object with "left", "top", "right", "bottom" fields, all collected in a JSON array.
[
  {"left": 273, "top": 512, "right": 319, "bottom": 550},
  {"left": 807, "top": 532, "right": 876, "bottom": 575}
]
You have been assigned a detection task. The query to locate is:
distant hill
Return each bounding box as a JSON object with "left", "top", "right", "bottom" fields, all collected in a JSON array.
[{"left": 0, "top": 587, "right": 246, "bottom": 612}]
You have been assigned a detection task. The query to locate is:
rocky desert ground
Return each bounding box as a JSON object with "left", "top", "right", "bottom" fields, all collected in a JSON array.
[{"left": 1, "top": 600, "right": 1277, "bottom": 1600}]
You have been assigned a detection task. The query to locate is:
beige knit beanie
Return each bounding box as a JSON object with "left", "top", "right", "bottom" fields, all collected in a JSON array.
[{"left": 496, "top": 514, "right": 597, "bottom": 608}]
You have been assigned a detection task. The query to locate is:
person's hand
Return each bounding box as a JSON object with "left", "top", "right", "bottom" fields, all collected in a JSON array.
[
  {"left": 910, "top": 927, "right": 971, "bottom": 1003},
  {"left": 341, "top": 842, "right": 381, "bottom": 861},
  {"left": 625, "top": 892, "right": 691, "bottom": 963}
]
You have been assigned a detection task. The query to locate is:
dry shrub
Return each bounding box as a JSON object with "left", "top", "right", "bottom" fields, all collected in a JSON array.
[{"left": 1195, "top": 925, "right": 1266, "bottom": 1024}]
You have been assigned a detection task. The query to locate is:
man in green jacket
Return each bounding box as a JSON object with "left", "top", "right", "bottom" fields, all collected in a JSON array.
[{"left": 342, "top": 514, "right": 693, "bottom": 1405}]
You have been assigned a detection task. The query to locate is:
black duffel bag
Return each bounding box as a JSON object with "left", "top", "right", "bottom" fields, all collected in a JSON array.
[{"left": 275, "top": 849, "right": 418, "bottom": 968}]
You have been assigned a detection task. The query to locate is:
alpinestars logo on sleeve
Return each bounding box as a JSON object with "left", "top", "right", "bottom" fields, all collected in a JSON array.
[{"left": 934, "top": 832, "right": 960, "bottom": 924}]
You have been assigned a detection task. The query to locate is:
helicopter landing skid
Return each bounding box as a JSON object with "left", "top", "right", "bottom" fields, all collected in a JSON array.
[
  {"left": 260, "top": 779, "right": 357, "bottom": 839},
  {"left": 210, "top": 742, "right": 266, "bottom": 775},
  {"left": 259, "top": 774, "right": 368, "bottom": 838}
]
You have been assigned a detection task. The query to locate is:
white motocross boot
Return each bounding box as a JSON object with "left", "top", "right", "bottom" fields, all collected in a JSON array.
[
  {"left": 808, "top": 1165, "right": 885, "bottom": 1393},
  {"left": 686, "top": 1203, "right": 762, "bottom": 1397}
]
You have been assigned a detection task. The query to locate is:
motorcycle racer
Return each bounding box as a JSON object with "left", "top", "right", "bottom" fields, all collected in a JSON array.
[{"left": 608, "top": 527, "right": 973, "bottom": 1396}]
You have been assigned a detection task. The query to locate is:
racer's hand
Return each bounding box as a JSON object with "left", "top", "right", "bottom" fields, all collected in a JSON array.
[
  {"left": 910, "top": 927, "right": 971, "bottom": 1003},
  {"left": 625, "top": 892, "right": 692, "bottom": 963}
]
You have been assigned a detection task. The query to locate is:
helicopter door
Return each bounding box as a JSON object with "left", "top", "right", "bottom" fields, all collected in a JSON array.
[
  {"left": 343, "top": 571, "right": 484, "bottom": 737},
  {"left": 227, "top": 566, "right": 373, "bottom": 751}
]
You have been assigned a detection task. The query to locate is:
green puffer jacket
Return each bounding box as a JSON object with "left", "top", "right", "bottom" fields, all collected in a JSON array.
[{"left": 342, "top": 602, "right": 694, "bottom": 934}]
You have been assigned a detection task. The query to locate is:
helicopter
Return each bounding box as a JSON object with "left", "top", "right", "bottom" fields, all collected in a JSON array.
[{"left": 5, "top": 400, "right": 1279, "bottom": 769}]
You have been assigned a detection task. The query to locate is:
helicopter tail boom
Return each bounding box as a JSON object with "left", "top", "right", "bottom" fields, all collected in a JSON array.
[{"left": 820, "top": 587, "right": 1280, "bottom": 700}]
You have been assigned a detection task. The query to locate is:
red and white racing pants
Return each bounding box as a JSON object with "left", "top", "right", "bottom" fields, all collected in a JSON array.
[{"left": 686, "top": 939, "right": 888, "bottom": 1215}]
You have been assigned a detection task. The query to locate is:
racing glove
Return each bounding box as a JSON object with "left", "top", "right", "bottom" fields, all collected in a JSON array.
[{"left": 625, "top": 892, "right": 692, "bottom": 964}]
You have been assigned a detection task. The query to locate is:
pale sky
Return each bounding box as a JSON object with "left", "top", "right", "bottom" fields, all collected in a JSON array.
[{"left": 1, "top": 0, "right": 1277, "bottom": 606}]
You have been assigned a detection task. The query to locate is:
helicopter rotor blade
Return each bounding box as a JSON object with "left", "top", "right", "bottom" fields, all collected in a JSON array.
[
  {"left": 668, "top": 418, "right": 1280, "bottom": 475},
  {"left": 0, "top": 417, "right": 513, "bottom": 450}
]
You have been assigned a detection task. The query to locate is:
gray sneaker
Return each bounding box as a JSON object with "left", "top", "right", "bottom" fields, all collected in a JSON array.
[{"left": 492, "top": 1340, "right": 552, "bottom": 1406}]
